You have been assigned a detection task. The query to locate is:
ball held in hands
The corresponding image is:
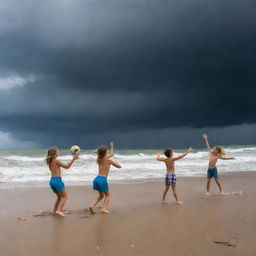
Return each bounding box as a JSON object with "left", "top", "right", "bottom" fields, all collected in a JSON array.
[{"left": 70, "top": 145, "right": 81, "bottom": 155}]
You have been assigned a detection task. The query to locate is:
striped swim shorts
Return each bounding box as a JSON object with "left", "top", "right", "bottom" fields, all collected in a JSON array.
[{"left": 165, "top": 173, "right": 176, "bottom": 186}]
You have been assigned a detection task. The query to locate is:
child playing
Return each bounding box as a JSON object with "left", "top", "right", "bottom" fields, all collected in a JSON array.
[
  {"left": 202, "top": 134, "right": 235, "bottom": 195},
  {"left": 156, "top": 147, "right": 192, "bottom": 204},
  {"left": 45, "top": 146, "right": 79, "bottom": 217},
  {"left": 89, "top": 142, "right": 121, "bottom": 214}
]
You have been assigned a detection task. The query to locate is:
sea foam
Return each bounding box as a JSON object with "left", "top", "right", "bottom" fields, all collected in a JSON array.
[{"left": 0, "top": 146, "right": 255, "bottom": 187}]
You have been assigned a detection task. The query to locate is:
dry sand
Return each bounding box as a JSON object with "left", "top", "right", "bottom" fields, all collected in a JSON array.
[{"left": 1, "top": 172, "right": 256, "bottom": 256}]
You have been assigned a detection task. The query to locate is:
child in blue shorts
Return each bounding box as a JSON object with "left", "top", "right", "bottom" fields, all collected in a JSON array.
[
  {"left": 203, "top": 134, "right": 235, "bottom": 195},
  {"left": 45, "top": 146, "right": 79, "bottom": 216},
  {"left": 89, "top": 142, "right": 121, "bottom": 214}
]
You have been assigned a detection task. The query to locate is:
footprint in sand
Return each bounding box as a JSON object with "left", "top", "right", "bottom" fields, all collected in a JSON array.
[
  {"left": 33, "top": 210, "right": 74, "bottom": 217},
  {"left": 33, "top": 211, "right": 53, "bottom": 217},
  {"left": 63, "top": 210, "right": 73, "bottom": 215},
  {"left": 80, "top": 215, "right": 88, "bottom": 218},
  {"left": 32, "top": 209, "right": 91, "bottom": 218},
  {"left": 79, "top": 208, "right": 90, "bottom": 218},
  {"left": 211, "top": 240, "right": 237, "bottom": 248},
  {"left": 202, "top": 191, "right": 244, "bottom": 199},
  {"left": 17, "top": 217, "right": 26, "bottom": 221}
]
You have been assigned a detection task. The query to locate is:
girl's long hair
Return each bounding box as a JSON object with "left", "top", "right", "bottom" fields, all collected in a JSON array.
[
  {"left": 214, "top": 146, "right": 226, "bottom": 156},
  {"left": 45, "top": 146, "right": 58, "bottom": 165},
  {"left": 97, "top": 145, "right": 107, "bottom": 164}
]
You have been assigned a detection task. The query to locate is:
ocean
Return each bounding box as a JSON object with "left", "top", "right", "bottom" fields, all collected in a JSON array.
[{"left": 0, "top": 146, "right": 255, "bottom": 188}]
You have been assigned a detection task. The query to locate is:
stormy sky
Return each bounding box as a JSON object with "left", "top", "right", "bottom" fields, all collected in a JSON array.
[{"left": 0, "top": 0, "right": 256, "bottom": 149}]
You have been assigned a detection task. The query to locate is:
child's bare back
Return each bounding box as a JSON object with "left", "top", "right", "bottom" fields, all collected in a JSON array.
[
  {"left": 156, "top": 147, "right": 192, "bottom": 204},
  {"left": 45, "top": 147, "right": 79, "bottom": 217},
  {"left": 49, "top": 156, "right": 79, "bottom": 177},
  {"left": 97, "top": 159, "right": 115, "bottom": 177},
  {"left": 163, "top": 158, "right": 175, "bottom": 173},
  {"left": 49, "top": 159, "right": 62, "bottom": 177},
  {"left": 157, "top": 147, "right": 192, "bottom": 173},
  {"left": 90, "top": 143, "right": 121, "bottom": 214}
]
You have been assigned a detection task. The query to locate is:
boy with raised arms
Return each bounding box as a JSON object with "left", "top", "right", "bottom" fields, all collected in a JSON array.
[{"left": 157, "top": 147, "right": 192, "bottom": 204}]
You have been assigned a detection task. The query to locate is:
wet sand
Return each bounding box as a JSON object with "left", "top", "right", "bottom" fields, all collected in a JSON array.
[{"left": 1, "top": 172, "right": 256, "bottom": 256}]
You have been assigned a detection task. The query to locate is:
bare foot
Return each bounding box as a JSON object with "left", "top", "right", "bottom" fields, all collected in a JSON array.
[
  {"left": 55, "top": 211, "right": 65, "bottom": 217},
  {"left": 220, "top": 190, "right": 224, "bottom": 195},
  {"left": 100, "top": 209, "right": 110, "bottom": 214},
  {"left": 161, "top": 200, "right": 168, "bottom": 204},
  {"left": 89, "top": 206, "right": 96, "bottom": 214},
  {"left": 177, "top": 201, "right": 183, "bottom": 205},
  {"left": 206, "top": 192, "right": 210, "bottom": 195}
]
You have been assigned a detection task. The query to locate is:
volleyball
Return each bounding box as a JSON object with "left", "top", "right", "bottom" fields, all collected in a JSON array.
[{"left": 70, "top": 145, "right": 81, "bottom": 155}]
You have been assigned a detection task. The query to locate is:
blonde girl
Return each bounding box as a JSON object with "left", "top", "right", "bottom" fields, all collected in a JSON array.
[{"left": 45, "top": 146, "right": 79, "bottom": 216}]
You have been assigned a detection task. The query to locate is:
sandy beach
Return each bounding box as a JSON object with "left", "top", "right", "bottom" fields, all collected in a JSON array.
[{"left": 1, "top": 171, "right": 256, "bottom": 256}]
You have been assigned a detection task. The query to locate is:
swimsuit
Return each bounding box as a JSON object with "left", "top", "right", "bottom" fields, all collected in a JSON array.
[
  {"left": 49, "top": 177, "right": 65, "bottom": 193},
  {"left": 93, "top": 176, "right": 109, "bottom": 192},
  {"left": 165, "top": 173, "right": 176, "bottom": 186},
  {"left": 207, "top": 167, "right": 219, "bottom": 179}
]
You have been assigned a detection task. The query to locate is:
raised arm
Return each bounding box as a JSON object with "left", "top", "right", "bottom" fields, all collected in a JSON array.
[
  {"left": 219, "top": 156, "right": 235, "bottom": 160},
  {"left": 107, "top": 141, "right": 114, "bottom": 158},
  {"left": 172, "top": 147, "right": 192, "bottom": 161},
  {"left": 202, "top": 134, "right": 211, "bottom": 152},
  {"left": 56, "top": 155, "right": 79, "bottom": 169},
  {"left": 156, "top": 152, "right": 166, "bottom": 161},
  {"left": 109, "top": 159, "right": 121, "bottom": 168}
]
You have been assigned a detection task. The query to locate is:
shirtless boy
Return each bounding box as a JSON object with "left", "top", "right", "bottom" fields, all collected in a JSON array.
[{"left": 156, "top": 147, "right": 192, "bottom": 204}]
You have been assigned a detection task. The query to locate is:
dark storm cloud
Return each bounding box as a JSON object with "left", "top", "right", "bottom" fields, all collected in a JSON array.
[{"left": 0, "top": 0, "right": 256, "bottom": 148}]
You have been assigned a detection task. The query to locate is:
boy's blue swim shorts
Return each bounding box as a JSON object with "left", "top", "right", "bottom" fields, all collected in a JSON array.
[
  {"left": 207, "top": 168, "right": 219, "bottom": 179},
  {"left": 49, "top": 177, "right": 65, "bottom": 193},
  {"left": 93, "top": 176, "right": 109, "bottom": 192}
]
